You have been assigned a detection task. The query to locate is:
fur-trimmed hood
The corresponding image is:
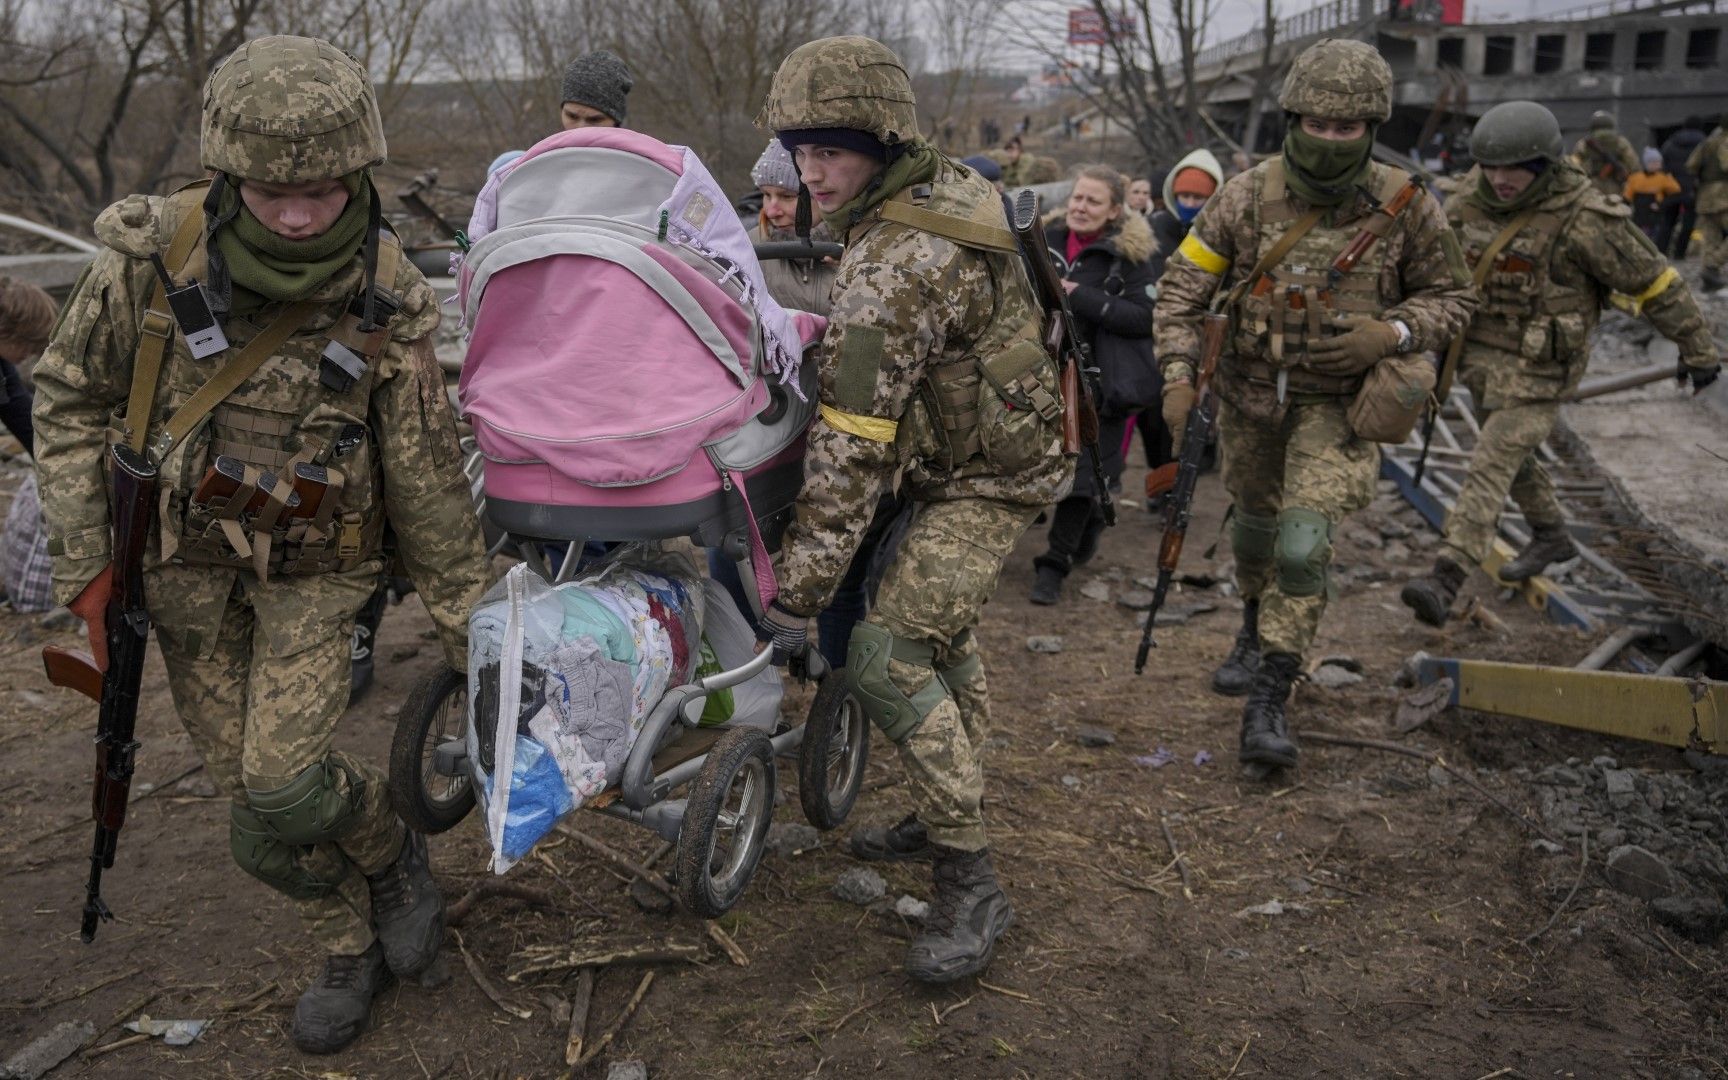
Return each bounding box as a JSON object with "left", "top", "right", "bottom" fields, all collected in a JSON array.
[{"left": 1040, "top": 205, "right": 1157, "bottom": 265}]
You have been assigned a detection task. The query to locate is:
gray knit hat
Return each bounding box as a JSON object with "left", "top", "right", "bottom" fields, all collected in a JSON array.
[
  {"left": 560, "top": 50, "right": 633, "bottom": 125},
  {"left": 750, "top": 140, "right": 801, "bottom": 191}
]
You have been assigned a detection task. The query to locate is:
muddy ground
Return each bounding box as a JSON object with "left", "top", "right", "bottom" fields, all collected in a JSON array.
[{"left": 4, "top": 452, "right": 1728, "bottom": 1080}]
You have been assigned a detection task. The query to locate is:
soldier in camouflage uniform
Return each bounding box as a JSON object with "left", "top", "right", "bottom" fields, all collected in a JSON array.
[
  {"left": 1687, "top": 117, "right": 1728, "bottom": 292},
  {"left": 1402, "top": 102, "right": 1720, "bottom": 623},
  {"left": 755, "top": 36, "right": 1072, "bottom": 982},
  {"left": 1571, "top": 111, "right": 1641, "bottom": 200},
  {"left": 31, "top": 37, "right": 489, "bottom": 1054},
  {"left": 1154, "top": 39, "right": 1476, "bottom": 771}
]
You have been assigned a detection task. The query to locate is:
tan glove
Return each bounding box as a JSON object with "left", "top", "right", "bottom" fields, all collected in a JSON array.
[
  {"left": 1307, "top": 317, "right": 1402, "bottom": 376},
  {"left": 1162, "top": 380, "right": 1196, "bottom": 452}
]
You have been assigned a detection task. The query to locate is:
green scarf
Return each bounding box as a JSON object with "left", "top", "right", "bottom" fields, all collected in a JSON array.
[
  {"left": 1465, "top": 160, "right": 1567, "bottom": 214},
  {"left": 1281, "top": 128, "right": 1375, "bottom": 207},
  {"left": 822, "top": 141, "right": 943, "bottom": 232},
  {"left": 215, "top": 174, "right": 371, "bottom": 313}
]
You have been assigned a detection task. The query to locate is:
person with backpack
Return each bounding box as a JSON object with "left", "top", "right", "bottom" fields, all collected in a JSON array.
[
  {"left": 1571, "top": 111, "right": 1639, "bottom": 198},
  {"left": 1154, "top": 38, "right": 1476, "bottom": 773},
  {"left": 1402, "top": 101, "right": 1718, "bottom": 624},
  {"left": 756, "top": 35, "right": 1072, "bottom": 984},
  {"left": 1028, "top": 165, "right": 1159, "bottom": 605},
  {"left": 31, "top": 36, "right": 489, "bottom": 1053}
]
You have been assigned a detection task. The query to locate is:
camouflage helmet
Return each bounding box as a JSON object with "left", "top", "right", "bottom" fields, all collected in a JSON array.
[
  {"left": 1589, "top": 110, "right": 1616, "bottom": 131},
  {"left": 1278, "top": 38, "right": 1393, "bottom": 123},
  {"left": 201, "top": 36, "right": 386, "bottom": 183},
  {"left": 756, "top": 36, "right": 920, "bottom": 145},
  {"left": 1470, "top": 101, "right": 1565, "bottom": 166}
]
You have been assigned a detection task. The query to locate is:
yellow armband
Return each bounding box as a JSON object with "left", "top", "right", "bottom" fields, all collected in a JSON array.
[
  {"left": 1608, "top": 266, "right": 1679, "bottom": 316},
  {"left": 819, "top": 404, "right": 898, "bottom": 443},
  {"left": 1177, "top": 233, "right": 1230, "bottom": 277}
]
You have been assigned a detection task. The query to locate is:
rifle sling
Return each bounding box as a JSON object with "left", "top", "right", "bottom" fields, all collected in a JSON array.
[
  {"left": 877, "top": 199, "right": 1019, "bottom": 254},
  {"left": 1228, "top": 205, "right": 1327, "bottom": 308},
  {"left": 1437, "top": 207, "right": 1538, "bottom": 398},
  {"left": 152, "top": 300, "right": 320, "bottom": 462},
  {"left": 125, "top": 197, "right": 207, "bottom": 455}
]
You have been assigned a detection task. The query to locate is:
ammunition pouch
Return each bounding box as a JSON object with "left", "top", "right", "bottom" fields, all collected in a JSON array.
[
  {"left": 230, "top": 802, "right": 355, "bottom": 901},
  {"left": 908, "top": 332, "right": 1063, "bottom": 478},
  {"left": 845, "top": 622, "right": 950, "bottom": 744},
  {"left": 1275, "top": 508, "right": 1333, "bottom": 598},
  {"left": 1347, "top": 352, "right": 1437, "bottom": 444}
]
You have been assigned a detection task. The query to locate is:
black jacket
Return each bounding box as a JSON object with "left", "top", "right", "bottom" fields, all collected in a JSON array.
[
  {"left": 1149, "top": 209, "right": 1187, "bottom": 268},
  {"left": 1663, "top": 127, "right": 1707, "bottom": 198}
]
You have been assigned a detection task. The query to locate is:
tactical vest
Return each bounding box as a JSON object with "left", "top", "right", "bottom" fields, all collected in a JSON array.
[
  {"left": 1449, "top": 181, "right": 1597, "bottom": 366},
  {"left": 859, "top": 178, "right": 1065, "bottom": 480},
  {"left": 1231, "top": 159, "right": 1411, "bottom": 396},
  {"left": 117, "top": 182, "right": 404, "bottom": 581}
]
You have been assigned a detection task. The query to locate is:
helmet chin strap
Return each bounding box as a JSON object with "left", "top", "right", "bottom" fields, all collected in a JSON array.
[
  {"left": 202, "top": 174, "right": 240, "bottom": 316},
  {"left": 358, "top": 174, "right": 384, "bottom": 331},
  {"left": 795, "top": 182, "right": 813, "bottom": 242}
]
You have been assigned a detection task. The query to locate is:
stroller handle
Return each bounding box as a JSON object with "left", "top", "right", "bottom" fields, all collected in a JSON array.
[
  {"left": 698, "top": 644, "right": 777, "bottom": 692},
  {"left": 752, "top": 240, "right": 843, "bottom": 262}
]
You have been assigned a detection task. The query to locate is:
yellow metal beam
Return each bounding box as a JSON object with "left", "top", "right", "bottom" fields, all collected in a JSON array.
[{"left": 1419, "top": 657, "right": 1726, "bottom": 753}]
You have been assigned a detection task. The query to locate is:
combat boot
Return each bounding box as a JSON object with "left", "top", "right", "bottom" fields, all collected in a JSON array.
[
  {"left": 1401, "top": 557, "right": 1468, "bottom": 627},
  {"left": 1239, "top": 652, "right": 1301, "bottom": 769},
  {"left": 292, "top": 941, "right": 390, "bottom": 1054},
  {"left": 1703, "top": 268, "right": 1726, "bottom": 293},
  {"left": 906, "top": 846, "right": 1014, "bottom": 984},
  {"left": 1499, "top": 525, "right": 1577, "bottom": 582},
  {"left": 1211, "top": 599, "right": 1261, "bottom": 696},
  {"left": 367, "top": 830, "right": 445, "bottom": 978},
  {"left": 1029, "top": 565, "right": 1063, "bottom": 606}
]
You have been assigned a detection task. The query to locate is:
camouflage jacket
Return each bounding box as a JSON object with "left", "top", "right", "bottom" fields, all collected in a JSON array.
[
  {"left": 1155, "top": 157, "right": 1477, "bottom": 425},
  {"left": 1447, "top": 163, "right": 1718, "bottom": 408},
  {"left": 776, "top": 157, "right": 1071, "bottom": 616},
  {"left": 1571, "top": 132, "right": 1639, "bottom": 196},
  {"left": 1687, "top": 128, "right": 1728, "bottom": 215},
  {"left": 31, "top": 188, "right": 488, "bottom": 667}
]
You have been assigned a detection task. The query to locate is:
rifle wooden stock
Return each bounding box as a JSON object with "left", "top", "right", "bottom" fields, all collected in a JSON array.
[{"left": 42, "top": 645, "right": 103, "bottom": 702}]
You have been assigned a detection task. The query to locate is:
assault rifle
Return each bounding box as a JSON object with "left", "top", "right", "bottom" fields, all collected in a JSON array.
[
  {"left": 1010, "top": 188, "right": 1115, "bottom": 527},
  {"left": 1135, "top": 309, "right": 1228, "bottom": 675},
  {"left": 41, "top": 444, "right": 158, "bottom": 942}
]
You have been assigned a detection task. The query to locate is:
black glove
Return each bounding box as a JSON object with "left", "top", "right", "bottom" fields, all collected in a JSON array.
[
  {"left": 755, "top": 601, "right": 809, "bottom": 665},
  {"left": 1679, "top": 361, "right": 1720, "bottom": 394}
]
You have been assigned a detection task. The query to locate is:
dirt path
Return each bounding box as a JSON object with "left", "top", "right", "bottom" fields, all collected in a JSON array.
[{"left": 3, "top": 462, "right": 1725, "bottom": 1079}]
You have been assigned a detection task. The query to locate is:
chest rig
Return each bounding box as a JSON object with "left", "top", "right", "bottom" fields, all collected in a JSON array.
[
  {"left": 1450, "top": 184, "right": 1595, "bottom": 360},
  {"left": 118, "top": 181, "right": 404, "bottom": 581},
  {"left": 1231, "top": 160, "right": 1410, "bottom": 396},
  {"left": 864, "top": 181, "right": 1063, "bottom": 480}
]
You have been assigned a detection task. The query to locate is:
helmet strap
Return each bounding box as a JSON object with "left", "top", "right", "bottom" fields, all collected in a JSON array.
[
  {"left": 795, "top": 183, "right": 812, "bottom": 242},
  {"left": 359, "top": 175, "right": 384, "bottom": 332},
  {"left": 202, "top": 174, "right": 240, "bottom": 317}
]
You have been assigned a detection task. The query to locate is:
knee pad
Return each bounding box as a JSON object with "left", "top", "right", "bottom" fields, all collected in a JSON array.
[
  {"left": 1230, "top": 509, "right": 1279, "bottom": 573},
  {"left": 245, "top": 758, "right": 365, "bottom": 847},
  {"left": 230, "top": 803, "right": 354, "bottom": 900},
  {"left": 1275, "top": 508, "right": 1332, "bottom": 598},
  {"left": 845, "top": 622, "right": 949, "bottom": 745}
]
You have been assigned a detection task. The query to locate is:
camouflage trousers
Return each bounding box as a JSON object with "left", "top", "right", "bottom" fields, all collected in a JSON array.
[
  {"left": 1439, "top": 368, "right": 1565, "bottom": 569},
  {"left": 1219, "top": 397, "right": 1378, "bottom": 659},
  {"left": 146, "top": 563, "right": 402, "bottom": 956},
  {"left": 1699, "top": 211, "right": 1728, "bottom": 274},
  {"left": 869, "top": 497, "right": 1038, "bottom": 853}
]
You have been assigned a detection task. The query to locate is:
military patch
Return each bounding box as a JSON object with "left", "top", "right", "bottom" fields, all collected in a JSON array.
[{"left": 832, "top": 323, "right": 885, "bottom": 414}]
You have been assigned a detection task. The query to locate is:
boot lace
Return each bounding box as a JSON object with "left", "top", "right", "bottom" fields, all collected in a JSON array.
[
  {"left": 1224, "top": 623, "right": 1257, "bottom": 667},
  {"left": 370, "top": 841, "right": 417, "bottom": 916},
  {"left": 320, "top": 952, "right": 371, "bottom": 990},
  {"left": 923, "top": 857, "right": 969, "bottom": 935}
]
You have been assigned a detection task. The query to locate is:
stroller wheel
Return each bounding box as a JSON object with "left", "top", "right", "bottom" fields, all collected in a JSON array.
[
  {"left": 388, "top": 667, "right": 476, "bottom": 834},
  {"left": 677, "top": 727, "right": 776, "bottom": 918},
  {"left": 798, "top": 673, "right": 869, "bottom": 831}
]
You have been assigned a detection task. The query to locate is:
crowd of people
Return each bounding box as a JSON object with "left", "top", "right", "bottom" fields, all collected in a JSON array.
[{"left": 1, "top": 26, "right": 1723, "bottom": 1061}]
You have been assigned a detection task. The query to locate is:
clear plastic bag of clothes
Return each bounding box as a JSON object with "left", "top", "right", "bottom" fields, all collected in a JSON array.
[{"left": 467, "top": 544, "right": 704, "bottom": 872}]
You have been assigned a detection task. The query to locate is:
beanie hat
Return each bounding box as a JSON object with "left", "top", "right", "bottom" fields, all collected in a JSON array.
[
  {"left": 750, "top": 140, "right": 802, "bottom": 191},
  {"left": 1642, "top": 147, "right": 1663, "bottom": 170},
  {"left": 1171, "top": 166, "right": 1218, "bottom": 199},
  {"left": 560, "top": 50, "right": 633, "bottom": 125},
  {"left": 960, "top": 154, "right": 1002, "bottom": 182},
  {"left": 777, "top": 127, "right": 888, "bottom": 161}
]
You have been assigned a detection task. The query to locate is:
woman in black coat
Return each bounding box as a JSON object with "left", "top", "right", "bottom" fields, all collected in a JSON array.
[{"left": 1030, "top": 166, "right": 1160, "bottom": 606}]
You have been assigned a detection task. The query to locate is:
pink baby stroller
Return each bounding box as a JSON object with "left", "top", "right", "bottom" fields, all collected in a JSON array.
[{"left": 386, "top": 129, "right": 865, "bottom": 916}]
